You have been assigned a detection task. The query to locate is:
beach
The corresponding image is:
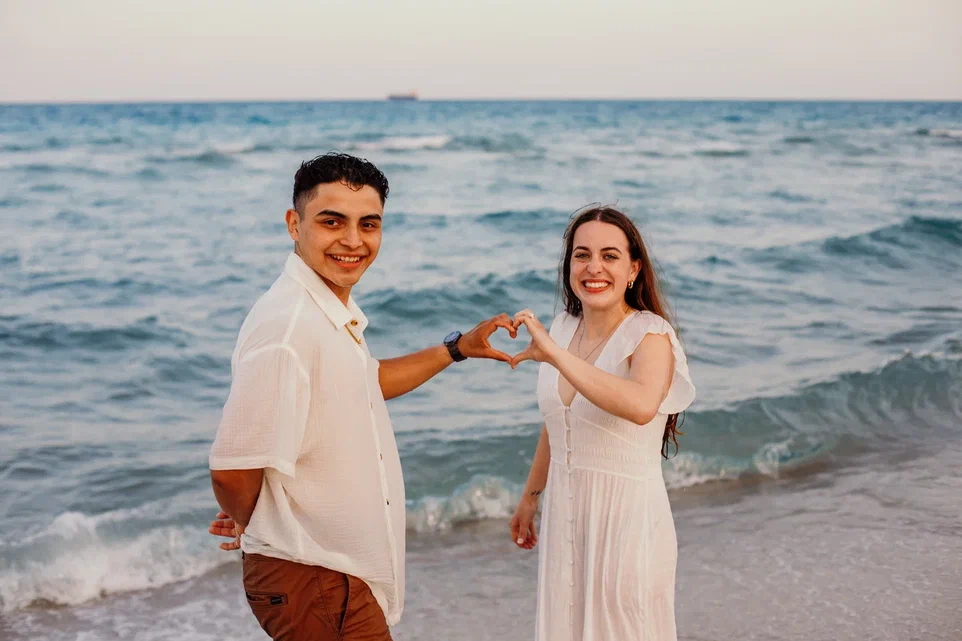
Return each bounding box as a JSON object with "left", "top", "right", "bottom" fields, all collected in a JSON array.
[{"left": 1, "top": 100, "right": 960, "bottom": 640}]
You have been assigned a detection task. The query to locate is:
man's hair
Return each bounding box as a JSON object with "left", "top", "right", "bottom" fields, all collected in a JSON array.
[{"left": 292, "top": 152, "right": 390, "bottom": 215}]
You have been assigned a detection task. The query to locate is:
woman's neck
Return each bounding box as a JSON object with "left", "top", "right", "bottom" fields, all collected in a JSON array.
[{"left": 581, "top": 303, "right": 631, "bottom": 342}]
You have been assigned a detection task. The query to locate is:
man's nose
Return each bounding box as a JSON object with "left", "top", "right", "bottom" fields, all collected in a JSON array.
[{"left": 341, "top": 226, "right": 363, "bottom": 249}]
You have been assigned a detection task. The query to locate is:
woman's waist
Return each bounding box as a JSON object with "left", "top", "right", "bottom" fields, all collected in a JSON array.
[{"left": 549, "top": 450, "right": 665, "bottom": 481}]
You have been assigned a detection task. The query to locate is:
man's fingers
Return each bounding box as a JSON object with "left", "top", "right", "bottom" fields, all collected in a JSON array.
[
  {"left": 484, "top": 348, "right": 512, "bottom": 364},
  {"left": 209, "top": 526, "right": 236, "bottom": 538},
  {"left": 491, "top": 315, "right": 518, "bottom": 338}
]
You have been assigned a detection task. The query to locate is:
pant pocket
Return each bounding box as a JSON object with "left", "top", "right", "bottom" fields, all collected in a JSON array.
[
  {"left": 246, "top": 591, "right": 289, "bottom": 608},
  {"left": 319, "top": 570, "right": 351, "bottom": 636}
]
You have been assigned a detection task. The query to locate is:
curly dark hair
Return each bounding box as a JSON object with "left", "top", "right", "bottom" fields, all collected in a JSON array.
[
  {"left": 292, "top": 152, "right": 390, "bottom": 216},
  {"left": 559, "top": 205, "right": 685, "bottom": 458}
]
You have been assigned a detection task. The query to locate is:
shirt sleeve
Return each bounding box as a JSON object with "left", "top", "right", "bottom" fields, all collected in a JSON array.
[{"left": 209, "top": 344, "right": 310, "bottom": 477}]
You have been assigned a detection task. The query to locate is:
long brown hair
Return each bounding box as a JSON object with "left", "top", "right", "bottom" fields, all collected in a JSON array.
[{"left": 559, "top": 205, "right": 684, "bottom": 458}]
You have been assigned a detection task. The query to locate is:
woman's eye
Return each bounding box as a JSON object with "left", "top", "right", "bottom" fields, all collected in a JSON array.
[
  {"left": 605, "top": 254, "right": 618, "bottom": 260},
  {"left": 574, "top": 253, "right": 589, "bottom": 259}
]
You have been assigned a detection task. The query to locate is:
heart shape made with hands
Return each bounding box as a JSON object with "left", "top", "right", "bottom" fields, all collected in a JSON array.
[{"left": 462, "top": 311, "right": 546, "bottom": 367}]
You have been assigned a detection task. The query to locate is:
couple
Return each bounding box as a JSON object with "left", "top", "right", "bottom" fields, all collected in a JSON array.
[{"left": 208, "top": 152, "right": 695, "bottom": 641}]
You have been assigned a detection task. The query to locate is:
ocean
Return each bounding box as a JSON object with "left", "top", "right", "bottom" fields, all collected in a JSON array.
[{"left": 1, "top": 100, "right": 960, "bottom": 640}]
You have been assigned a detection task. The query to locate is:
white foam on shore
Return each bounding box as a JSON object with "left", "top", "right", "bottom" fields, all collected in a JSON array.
[
  {"left": 0, "top": 510, "right": 231, "bottom": 614},
  {"left": 356, "top": 135, "right": 452, "bottom": 152},
  {"left": 407, "top": 475, "right": 519, "bottom": 533}
]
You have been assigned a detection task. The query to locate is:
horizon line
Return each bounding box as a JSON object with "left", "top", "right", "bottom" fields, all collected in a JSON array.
[{"left": 2, "top": 96, "right": 962, "bottom": 107}]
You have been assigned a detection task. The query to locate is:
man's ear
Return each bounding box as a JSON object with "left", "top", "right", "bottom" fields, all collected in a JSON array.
[{"left": 285, "top": 209, "right": 300, "bottom": 242}]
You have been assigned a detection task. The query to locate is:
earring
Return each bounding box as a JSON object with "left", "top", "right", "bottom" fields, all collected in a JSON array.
[{"left": 628, "top": 280, "right": 634, "bottom": 289}]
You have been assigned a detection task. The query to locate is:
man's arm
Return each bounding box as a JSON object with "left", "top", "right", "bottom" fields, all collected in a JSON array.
[
  {"left": 378, "top": 313, "right": 517, "bottom": 400},
  {"left": 210, "top": 468, "right": 263, "bottom": 528}
]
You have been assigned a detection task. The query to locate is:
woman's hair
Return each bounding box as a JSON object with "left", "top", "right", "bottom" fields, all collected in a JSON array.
[{"left": 558, "top": 205, "right": 685, "bottom": 458}]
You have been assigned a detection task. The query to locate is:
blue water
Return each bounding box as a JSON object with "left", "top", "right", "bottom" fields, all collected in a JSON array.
[{"left": 1, "top": 101, "right": 961, "bottom": 638}]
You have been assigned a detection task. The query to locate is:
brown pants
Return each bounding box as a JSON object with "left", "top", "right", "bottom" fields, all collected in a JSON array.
[{"left": 243, "top": 553, "right": 392, "bottom": 641}]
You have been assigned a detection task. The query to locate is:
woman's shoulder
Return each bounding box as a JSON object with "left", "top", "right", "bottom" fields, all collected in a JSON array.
[
  {"left": 616, "top": 310, "right": 686, "bottom": 359},
  {"left": 629, "top": 310, "right": 676, "bottom": 336}
]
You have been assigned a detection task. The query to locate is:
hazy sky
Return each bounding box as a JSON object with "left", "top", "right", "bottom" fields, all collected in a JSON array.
[{"left": 2, "top": 0, "right": 960, "bottom": 102}]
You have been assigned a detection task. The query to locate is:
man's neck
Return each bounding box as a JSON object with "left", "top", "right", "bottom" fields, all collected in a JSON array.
[{"left": 294, "top": 247, "right": 352, "bottom": 306}]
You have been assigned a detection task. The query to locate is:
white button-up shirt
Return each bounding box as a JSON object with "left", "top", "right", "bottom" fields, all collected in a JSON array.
[{"left": 210, "top": 252, "right": 405, "bottom": 625}]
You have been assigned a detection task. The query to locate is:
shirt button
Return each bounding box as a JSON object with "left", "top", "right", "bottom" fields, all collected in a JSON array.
[
  {"left": 386, "top": 499, "right": 390, "bottom": 505},
  {"left": 350, "top": 319, "right": 359, "bottom": 326},
  {"left": 379, "top": 453, "right": 383, "bottom": 460}
]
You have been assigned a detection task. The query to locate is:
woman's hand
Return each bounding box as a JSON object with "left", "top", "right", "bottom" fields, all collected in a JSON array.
[
  {"left": 209, "top": 510, "right": 244, "bottom": 551},
  {"left": 510, "top": 496, "right": 539, "bottom": 550},
  {"left": 510, "top": 309, "right": 557, "bottom": 369}
]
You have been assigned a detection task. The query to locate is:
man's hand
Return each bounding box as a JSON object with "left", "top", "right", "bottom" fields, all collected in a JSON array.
[
  {"left": 457, "top": 313, "right": 518, "bottom": 363},
  {"left": 209, "top": 510, "right": 244, "bottom": 551}
]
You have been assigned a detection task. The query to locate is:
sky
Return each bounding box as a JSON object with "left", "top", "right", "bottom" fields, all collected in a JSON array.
[{"left": 1, "top": 0, "right": 960, "bottom": 102}]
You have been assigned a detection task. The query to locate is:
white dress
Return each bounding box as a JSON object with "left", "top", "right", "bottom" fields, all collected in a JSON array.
[{"left": 534, "top": 310, "right": 696, "bottom": 641}]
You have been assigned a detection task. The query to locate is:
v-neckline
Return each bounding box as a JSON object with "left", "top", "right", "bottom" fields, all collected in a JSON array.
[{"left": 555, "top": 311, "right": 637, "bottom": 409}]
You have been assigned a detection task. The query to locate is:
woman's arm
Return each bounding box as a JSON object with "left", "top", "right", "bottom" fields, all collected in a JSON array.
[
  {"left": 511, "top": 311, "right": 674, "bottom": 425},
  {"left": 522, "top": 424, "right": 551, "bottom": 499},
  {"left": 511, "top": 424, "right": 549, "bottom": 549},
  {"left": 551, "top": 333, "right": 673, "bottom": 425}
]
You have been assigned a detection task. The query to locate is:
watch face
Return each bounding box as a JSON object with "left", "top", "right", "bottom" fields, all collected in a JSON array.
[{"left": 444, "top": 331, "right": 460, "bottom": 343}]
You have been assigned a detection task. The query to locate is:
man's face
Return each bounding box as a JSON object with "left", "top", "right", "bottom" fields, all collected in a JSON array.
[{"left": 286, "top": 181, "right": 384, "bottom": 302}]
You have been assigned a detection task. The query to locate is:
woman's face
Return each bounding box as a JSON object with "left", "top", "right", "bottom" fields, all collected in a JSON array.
[{"left": 569, "top": 221, "right": 640, "bottom": 313}]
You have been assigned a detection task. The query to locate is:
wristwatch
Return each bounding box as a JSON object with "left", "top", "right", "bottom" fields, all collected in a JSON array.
[{"left": 443, "top": 331, "right": 467, "bottom": 362}]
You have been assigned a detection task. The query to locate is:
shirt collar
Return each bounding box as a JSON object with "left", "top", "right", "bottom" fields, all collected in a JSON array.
[{"left": 283, "top": 252, "right": 369, "bottom": 335}]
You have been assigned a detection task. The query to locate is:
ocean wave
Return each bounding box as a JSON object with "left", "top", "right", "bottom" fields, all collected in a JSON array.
[
  {"left": 693, "top": 143, "right": 750, "bottom": 158},
  {"left": 783, "top": 135, "right": 815, "bottom": 144},
  {"left": 0, "top": 315, "right": 191, "bottom": 351},
  {"left": 401, "top": 349, "right": 962, "bottom": 529},
  {"left": 9, "top": 162, "right": 109, "bottom": 177},
  {"left": 351, "top": 133, "right": 537, "bottom": 154},
  {"left": 362, "top": 269, "right": 556, "bottom": 327},
  {"left": 0, "top": 509, "right": 230, "bottom": 614},
  {"left": 142, "top": 142, "right": 275, "bottom": 166},
  {"left": 146, "top": 149, "right": 238, "bottom": 167},
  {"left": 915, "top": 127, "right": 962, "bottom": 140},
  {"left": 750, "top": 216, "right": 962, "bottom": 273},
  {"left": 355, "top": 135, "right": 452, "bottom": 152},
  {"left": 407, "top": 475, "right": 519, "bottom": 533}
]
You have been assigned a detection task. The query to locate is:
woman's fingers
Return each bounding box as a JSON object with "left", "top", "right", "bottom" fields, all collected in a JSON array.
[{"left": 510, "top": 345, "right": 534, "bottom": 369}]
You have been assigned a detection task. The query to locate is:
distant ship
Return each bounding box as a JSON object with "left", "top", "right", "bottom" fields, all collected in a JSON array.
[{"left": 387, "top": 91, "right": 418, "bottom": 101}]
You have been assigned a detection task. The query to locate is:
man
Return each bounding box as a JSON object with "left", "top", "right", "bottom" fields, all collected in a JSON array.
[{"left": 208, "top": 152, "right": 516, "bottom": 640}]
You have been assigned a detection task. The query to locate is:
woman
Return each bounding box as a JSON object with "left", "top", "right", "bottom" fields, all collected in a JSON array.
[{"left": 509, "top": 206, "right": 695, "bottom": 641}]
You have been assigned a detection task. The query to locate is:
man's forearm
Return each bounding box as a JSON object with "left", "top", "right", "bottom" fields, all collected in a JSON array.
[
  {"left": 210, "top": 469, "right": 264, "bottom": 528},
  {"left": 378, "top": 345, "right": 453, "bottom": 400}
]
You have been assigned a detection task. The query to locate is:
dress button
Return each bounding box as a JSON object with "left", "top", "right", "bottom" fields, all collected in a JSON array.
[
  {"left": 386, "top": 499, "right": 390, "bottom": 505},
  {"left": 351, "top": 319, "right": 359, "bottom": 326}
]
